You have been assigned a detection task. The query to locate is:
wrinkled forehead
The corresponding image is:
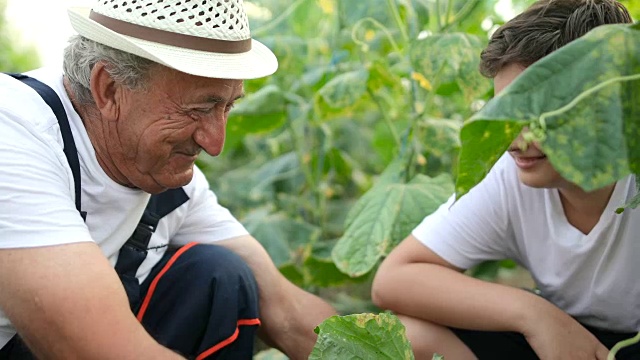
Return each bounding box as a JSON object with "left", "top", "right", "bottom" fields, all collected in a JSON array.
[{"left": 147, "top": 64, "right": 244, "bottom": 97}]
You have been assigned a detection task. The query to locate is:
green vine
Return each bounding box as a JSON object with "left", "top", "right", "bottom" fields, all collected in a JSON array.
[
  {"left": 608, "top": 332, "right": 640, "bottom": 360},
  {"left": 538, "top": 73, "right": 640, "bottom": 127}
]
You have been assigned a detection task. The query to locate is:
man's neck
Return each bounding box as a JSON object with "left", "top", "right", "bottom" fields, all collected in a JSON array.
[
  {"left": 62, "top": 77, "right": 133, "bottom": 188},
  {"left": 557, "top": 182, "right": 616, "bottom": 235}
]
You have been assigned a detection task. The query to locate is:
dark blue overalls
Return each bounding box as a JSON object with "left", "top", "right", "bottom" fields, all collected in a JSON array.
[{"left": 0, "top": 75, "right": 260, "bottom": 360}]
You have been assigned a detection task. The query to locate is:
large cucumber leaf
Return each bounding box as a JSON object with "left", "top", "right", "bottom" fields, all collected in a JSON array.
[
  {"left": 309, "top": 313, "right": 414, "bottom": 360},
  {"left": 332, "top": 160, "right": 453, "bottom": 277},
  {"left": 458, "top": 23, "right": 640, "bottom": 204}
]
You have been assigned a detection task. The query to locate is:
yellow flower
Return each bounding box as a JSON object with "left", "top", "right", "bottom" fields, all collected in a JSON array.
[
  {"left": 365, "top": 30, "right": 376, "bottom": 41},
  {"left": 318, "top": 0, "right": 334, "bottom": 14},
  {"left": 411, "top": 72, "right": 433, "bottom": 91}
]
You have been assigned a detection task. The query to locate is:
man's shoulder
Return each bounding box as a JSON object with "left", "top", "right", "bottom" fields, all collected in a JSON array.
[{"left": 0, "top": 69, "right": 62, "bottom": 135}]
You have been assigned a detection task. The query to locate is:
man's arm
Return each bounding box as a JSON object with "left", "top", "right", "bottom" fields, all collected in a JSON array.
[
  {"left": 216, "top": 235, "right": 337, "bottom": 360},
  {"left": 0, "top": 243, "right": 183, "bottom": 359},
  {"left": 372, "top": 235, "right": 609, "bottom": 360}
]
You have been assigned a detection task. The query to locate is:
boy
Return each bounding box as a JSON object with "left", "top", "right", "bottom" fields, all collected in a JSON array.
[{"left": 372, "top": 0, "right": 638, "bottom": 359}]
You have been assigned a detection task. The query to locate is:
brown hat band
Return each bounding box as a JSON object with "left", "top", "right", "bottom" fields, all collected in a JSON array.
[{"left": 89, "top": 10, "right": 252, "bottom": 53}]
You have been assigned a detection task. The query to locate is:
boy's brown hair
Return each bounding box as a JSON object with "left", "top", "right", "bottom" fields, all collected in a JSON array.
[{"left": 480, "top": 0, "right": 632, "bottom": 78}]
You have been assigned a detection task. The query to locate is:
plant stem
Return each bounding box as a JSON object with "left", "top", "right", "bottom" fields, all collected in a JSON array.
[
  {"left": 404, "top": 132, "right": 417, "bottom": 183},
  {"left": 435, "top": 0, "right": 443, "bottom": 31},
  {"left": 608, "top": 332, "right": 640, "bottom": 360},
  {"left": 444, "top": 0, "right": 453, "bottom": 28},
  {"left": 351, "top": 18, "right": 402, "bottom": 54},
  {"left": 367, "top": 87, "right": 401, "bottom": 148},
  {"left": 253, "top": 0, "right": 308, "bottom": 38},
  {"left": 385, "top": 0, "right": 409, "bottom": 43},
  {"left": 442, "top": 0, "right": 481, "bottom": 31},
  {"left": 284, "top": 93, "right": 321, "bottom": 223}
]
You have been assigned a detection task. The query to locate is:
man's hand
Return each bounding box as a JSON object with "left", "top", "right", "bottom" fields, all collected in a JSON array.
[
  {"left": 522, "top": 303, "right": 610, "bottom": 360},
  {"left": 217, "top": 235, "right": 337, "bottom": 360}
]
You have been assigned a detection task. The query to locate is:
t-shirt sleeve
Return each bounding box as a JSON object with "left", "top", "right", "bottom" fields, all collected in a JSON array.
[
  {"left": 412, "top": 154, "right": 515, "bottom": 269},
  {"left": 170, "top": 166, "right": 248, "bottom": 245},
  {"left": 0, "top": 108, "right": 92, "bottom": 249}
]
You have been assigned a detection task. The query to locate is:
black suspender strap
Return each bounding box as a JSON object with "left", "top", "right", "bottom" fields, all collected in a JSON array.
[
  {"left": 8, "top": 73, "right": 86, "bottom": 221},
  {"left": 114, "top": 187, "right": 189, "bottom": 309}
]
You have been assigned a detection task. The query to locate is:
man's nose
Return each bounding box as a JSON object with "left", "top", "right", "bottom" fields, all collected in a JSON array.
[{"left": 193, "top": 113, "right": 227, "bottom": 156}]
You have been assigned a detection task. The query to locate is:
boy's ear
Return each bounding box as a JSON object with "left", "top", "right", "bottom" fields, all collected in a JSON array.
[{"left": 89, "top": 62, "right": 121, "bottom": 121}]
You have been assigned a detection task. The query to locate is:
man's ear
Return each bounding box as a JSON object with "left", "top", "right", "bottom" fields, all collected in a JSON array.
[{"left": 89, "top": 62, "right": 121, "bottom": 121}]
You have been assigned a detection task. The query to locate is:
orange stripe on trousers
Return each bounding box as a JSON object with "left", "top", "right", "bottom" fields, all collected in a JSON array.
[
  {"left": 196, "top": 318, "right": 261, "bottom": 360},
  {"left": 136, "top": 242, "right": 199, "bottom": 321}
]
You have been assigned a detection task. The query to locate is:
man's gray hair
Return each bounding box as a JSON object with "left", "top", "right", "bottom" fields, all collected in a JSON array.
[{"left": 63, "top": 35, "right": 156, "bottom": 104}]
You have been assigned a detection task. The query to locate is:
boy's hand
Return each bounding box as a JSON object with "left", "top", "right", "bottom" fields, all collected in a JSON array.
[{"left": 522, "top": 305, "right": 609, "bottom": 360}]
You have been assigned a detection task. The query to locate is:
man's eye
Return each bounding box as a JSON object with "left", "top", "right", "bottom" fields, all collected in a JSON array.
[
  {"left": 194, "top": 108, "right": 214, "bottom": 114},
  {"left": 225, "top": 103, "right": 235, "bottom": 112}
]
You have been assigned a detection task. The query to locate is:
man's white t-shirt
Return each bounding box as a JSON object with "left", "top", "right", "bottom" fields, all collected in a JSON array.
[
  {"left": 0, "top": 69, "right": 249, "bottom": 348},
  {"left": 413, "top": 154, "right": 640, "bottom": 333}
]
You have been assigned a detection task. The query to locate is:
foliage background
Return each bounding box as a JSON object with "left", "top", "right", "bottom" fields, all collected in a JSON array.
[{"left": 200, "top": 0, "right": 539, "bottom": 308}]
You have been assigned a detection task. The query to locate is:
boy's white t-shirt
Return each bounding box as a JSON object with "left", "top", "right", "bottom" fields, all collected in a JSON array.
[
  {"left": 0, "top": 69, "right": 249, "bottom": 348},
  {"left": 413, "top": 154, "right": 640, "bottom": 333}
]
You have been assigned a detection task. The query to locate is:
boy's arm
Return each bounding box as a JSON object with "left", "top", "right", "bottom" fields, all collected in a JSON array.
[
  {"left": 0, "top": 243, "right": 184, "bottom": 359},
  {"left": 372, "top": 235, "right": 609, "bottom": 360}
]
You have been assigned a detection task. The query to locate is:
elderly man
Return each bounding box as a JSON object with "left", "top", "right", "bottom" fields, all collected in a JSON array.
[{"left": 0, "top": 1, "right": 335, "bottom": 359}]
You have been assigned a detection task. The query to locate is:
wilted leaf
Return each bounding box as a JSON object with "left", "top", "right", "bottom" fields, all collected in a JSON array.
[
  {"left": 310, "top": 313, "right": 415, "bottom": 360},
  {"left": 458, "top": 23, "right": 640, "bottom": 196}
]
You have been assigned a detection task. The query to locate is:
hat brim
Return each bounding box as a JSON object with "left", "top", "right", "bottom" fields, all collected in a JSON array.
[{"left": 68, "top": 7, "right": 278, "bottom": 80}]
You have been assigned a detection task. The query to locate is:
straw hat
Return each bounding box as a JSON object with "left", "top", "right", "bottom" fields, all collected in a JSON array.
[{"left": 68, "top": 0, "right": 278, "bottom": 79}]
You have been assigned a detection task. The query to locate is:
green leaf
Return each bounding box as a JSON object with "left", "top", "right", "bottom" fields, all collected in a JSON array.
[
  {"left": 211, "top": 152, "right": 302, "bottom": 207},
  {"left": 318, "top": 69, "right": 370, "bottom": 109},
  {"left": 456, "top": 121, "right": 524, "bottom": 197},
  {"left": 228, "top": 84, "right": 287, "bottom": 134},
  {"left": 303, "top": 240, "right": 355, "bottom": 287},
  {"left": 616, "top": 180, "right": 640, "bottom": 213},
  {"left": 459, "top": 23, "right": 640, "bottom": 195},
  {"left": 419, "top": 117, "right": 463, "bottom": 157},
  {"left": 243, "top": 208, "right": 320, "bottom": 268},
  {"left": 310, "top": 313, "right": 415, "bottom": 360},
  {"left": 337, "top": 1, "right": 393, "bottom": 28},
  {"left": 304, "top": 255, "right": 353, "bottom": 287},
  {"left": 410, "top": 33, "right": 490, "bottom": 103},
  {"left": 332, "top": 172, "right": 454, "bottom": 277}
]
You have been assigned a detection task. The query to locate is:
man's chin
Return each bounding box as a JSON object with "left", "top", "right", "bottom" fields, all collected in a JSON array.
[{"left": 145, "top": 169, "right": 195, "bottom": 194}]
